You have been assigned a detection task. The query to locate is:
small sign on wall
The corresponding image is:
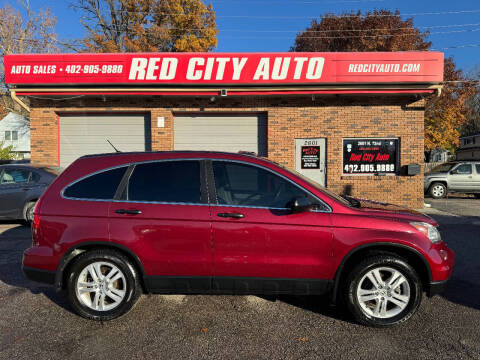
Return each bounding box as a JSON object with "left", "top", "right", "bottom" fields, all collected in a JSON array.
[{"left": 301, "top": 146, "right": 320, "bottom": 169}]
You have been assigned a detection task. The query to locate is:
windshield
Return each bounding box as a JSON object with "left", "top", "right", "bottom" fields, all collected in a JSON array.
[
  {"left": 264, "top": 158, "right": 352, "bottom": 207},
  {"left": 429, "top": 162, "right": 457, "bottom": 173}
]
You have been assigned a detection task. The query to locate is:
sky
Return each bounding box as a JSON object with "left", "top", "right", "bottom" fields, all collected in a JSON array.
[{"left": 10, "top": 0, "right": 480, "bottom": 73}]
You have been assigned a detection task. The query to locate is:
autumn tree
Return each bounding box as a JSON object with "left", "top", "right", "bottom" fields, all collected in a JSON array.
[
  {"left": 291, "top": 10, "right": 478, "bottom": 152},
  {"left": 0, "top": 0, "right": 59, "bottom": 117},
  {"left": 291, "top": 10, "right": 430, "bottom": 52},
  {"left": 460, "top": 67, "right": 480, "bottom": 137},
  {"left": 71, "top": 0, "right": 218, "bottom": 52},
  {"left": 425, "top": 59, "right": 478, "bottom": 151}
]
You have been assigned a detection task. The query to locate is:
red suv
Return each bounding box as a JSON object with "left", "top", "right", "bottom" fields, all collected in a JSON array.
[{"left": 23, "top": 152, "right": 454, "bottom": 326}]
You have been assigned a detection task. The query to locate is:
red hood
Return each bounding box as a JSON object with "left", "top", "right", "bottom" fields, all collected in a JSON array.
[{"left": 352, "top": 198, "right": 438, "bottom": 226}]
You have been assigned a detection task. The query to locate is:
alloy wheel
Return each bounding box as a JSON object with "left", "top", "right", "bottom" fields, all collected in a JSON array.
[
  {"left": 75, "top": 261, "right": 127, "bottom": 312},
  {"left": 356, "top": 266, "right": 411, "bottom": 319}
]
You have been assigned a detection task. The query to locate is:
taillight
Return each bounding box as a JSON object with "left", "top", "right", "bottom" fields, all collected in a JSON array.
[
  {"left": 32, "top": 213, "right": 41, "bottom": 231},
  {"left": 31, "top": 198, "right": 43, "bottom": 246},
  {"left": 34, "top": 196, "right": 44, "bottom": 214}
]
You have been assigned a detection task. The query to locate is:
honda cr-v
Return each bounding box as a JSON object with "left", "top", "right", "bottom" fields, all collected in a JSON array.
[{"left": 23, "top": 151, "right": 454, "bottom": 327}]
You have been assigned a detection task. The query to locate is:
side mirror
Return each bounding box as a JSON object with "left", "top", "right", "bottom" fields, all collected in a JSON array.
[
  {"left": 450, "top": 169, "right": 458, "bottom": 175},
  {"left": 287, "top": 196, "right": 313, "bottom": 214}
]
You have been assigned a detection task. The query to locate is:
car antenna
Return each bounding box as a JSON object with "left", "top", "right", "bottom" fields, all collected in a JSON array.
[{"left": 106, "top": 139, "right": 121, "bottom": 153}]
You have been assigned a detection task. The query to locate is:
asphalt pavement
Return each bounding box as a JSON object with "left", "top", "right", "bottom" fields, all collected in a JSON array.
[{"left": 0, "top": 199, "right": 479, "bottom": 360}]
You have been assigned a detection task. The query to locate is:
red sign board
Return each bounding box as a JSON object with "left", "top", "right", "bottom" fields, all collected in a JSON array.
[{"left": 4, "top": 52, "right": 443, "bottom": 85}]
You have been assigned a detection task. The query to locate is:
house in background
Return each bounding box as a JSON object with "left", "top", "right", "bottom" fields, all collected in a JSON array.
[
  {"left": 0, "top": 112, "right": 30, "bottom": 159},
  {"left": 456, "top": 134, "right": 480, "bottom": 160}
]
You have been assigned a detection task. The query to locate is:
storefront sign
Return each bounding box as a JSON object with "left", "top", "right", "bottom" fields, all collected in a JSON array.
[
  {"left": 4, "top": 52, "right": 443, "bottom": 85},
  {"left": 301, "top": 146, "right": 320, "bottom": 169},
  {"left": 343, "top": 138, "right": 399, "bottom": 175}
]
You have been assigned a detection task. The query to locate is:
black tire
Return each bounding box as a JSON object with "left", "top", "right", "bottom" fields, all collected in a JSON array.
[
  {"left": 67, "top": 249, "right": 141, "bottom": 321},
  {"left": 23, "top": 201, "right": 36, "bottom": 222},
  {"left": 344, "top": 254, "right": 422, "bottom": 327},
  {"left": 429, "top": 182, "right": 447, "bottom": 199}
]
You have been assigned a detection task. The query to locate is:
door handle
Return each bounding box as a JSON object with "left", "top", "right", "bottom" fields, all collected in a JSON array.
[
  {"left": 115, "top": 209, "right": 142, "bottom": 215},
  {"left": 217, "top": 212, "right": 244, "bottom": 219}
]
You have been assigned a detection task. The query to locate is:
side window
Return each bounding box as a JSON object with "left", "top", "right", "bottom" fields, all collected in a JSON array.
[
  {"left": 127, "top": 161, "right": 203, "bottom": 203},
  {"left": 476, "top": 164, "right": 480, "bottom": 175},
  {"left": 0, "top": 168, "right": 30, "bottom": 184},
  {"left": 63, "top": 167, "right": 127, "bottom": 200},
  {"left": 212, "top": 161, "right": 321, "bottom": 209},
  {"left": 454, "top": 164, "right": 472, "bottom": 175}
]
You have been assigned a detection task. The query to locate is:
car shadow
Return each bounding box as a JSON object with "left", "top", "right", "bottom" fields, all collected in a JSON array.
[{"left": 0, "top": 222, "right": 72, "bottom": 313}]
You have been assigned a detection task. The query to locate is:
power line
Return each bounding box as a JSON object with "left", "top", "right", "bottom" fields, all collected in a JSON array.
[
  {"left": 212, "top": 0, "right": 386, "bottom": 3},
  {"left": 104, "top": 8, "right": 480, "bottom": 18},
  {"left": 218, "top": 22, "right": 480, "bottom": 33},
  {"left": 432, "top": 43, "right": 480, "bottom": 50},
  {"left": 234, "top": 28, "right": 480, "bottom": 39},
  {"left": 5, "top": 27, "right": 480, "bottom": 43}
]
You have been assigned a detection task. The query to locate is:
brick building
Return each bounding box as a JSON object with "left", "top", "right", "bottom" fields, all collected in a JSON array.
[{"left": 4, "top": 52, "right": 444, "bottom": 209}]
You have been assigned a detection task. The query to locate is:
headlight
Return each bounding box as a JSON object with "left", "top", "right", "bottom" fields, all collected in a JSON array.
[{"left": 410, "top": 222, "right": 442, "bottom": 243}]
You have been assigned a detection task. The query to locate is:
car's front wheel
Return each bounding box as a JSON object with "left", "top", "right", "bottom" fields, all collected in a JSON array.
[
  {"left": 67, "top": 249, "right": 141, "bottom": 321},
  {"left": 344, "top": 254, "right": 422, "bottom": 327}
]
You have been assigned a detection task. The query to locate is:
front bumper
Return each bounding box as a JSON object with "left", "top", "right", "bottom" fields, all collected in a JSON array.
[{"left": 22, "top": 265, "right": 55, "bottom": 285}]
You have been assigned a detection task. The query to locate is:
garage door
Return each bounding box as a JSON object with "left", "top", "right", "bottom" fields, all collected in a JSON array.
[
  {"left": 59, "top": 114, "right": 150, "bottom": 168},
  {"left": 174, "top": 114, "right": 267, "bottom": 156}
]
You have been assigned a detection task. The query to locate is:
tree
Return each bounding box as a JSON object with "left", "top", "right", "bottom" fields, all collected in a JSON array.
[
  {"left": 291, "top": 10, "right": 430, "bottom": 52},
  {"left": 0, "top": 1, "right": 59, "bottom": 118},
  {"left": 425, "top": 59, "right": 478, "bottom": 152},
  {"left": 460, "top": 67, "right": 480, "bottom": 136},
  {"left": 72, "top": 0, "right": 218, "bottom": 52},
  {"left": 0, "top": 1, "right": 59, "bottom": 84},
  {"left": 0, "top": 141, "right": 17, "bottom": 160},
  {"left": 291, "top": 10, "right": 478, "bottom": 151}
]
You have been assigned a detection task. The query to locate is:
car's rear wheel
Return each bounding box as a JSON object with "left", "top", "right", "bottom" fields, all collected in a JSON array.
[
  {"left": 67, "top": 249, "right": 141, "bottom": 321},
  {"left": 344, "top": 254, "right": 422, "bottom": 327},
  {"left": 429, "top": 182, "right": 447, "bottom": 199}
]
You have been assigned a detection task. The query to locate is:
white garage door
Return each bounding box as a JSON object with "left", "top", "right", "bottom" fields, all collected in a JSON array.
[
  {"left": 174, "top": 114, "right": 267, "bottom": 156},
  {"left": 59, "top": 114, "right": 149, "bottom": 168}
]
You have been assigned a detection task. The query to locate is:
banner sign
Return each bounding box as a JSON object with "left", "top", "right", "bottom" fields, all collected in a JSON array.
[
  {"left": 4, "top": 52, "right": 443, "bottom": 85},
  {"left": 301, "top": 146, "right": 320, "bottom": 169},
  {"left": 343, "top": 138, "right": 399, "bottom": 175}
]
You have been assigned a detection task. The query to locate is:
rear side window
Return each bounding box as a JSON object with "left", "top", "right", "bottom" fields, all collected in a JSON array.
[
  {"left": 476, "top": 164, "right": 480, "bottom": 174},
  {"left": 127, "top": 161, "right": 203, "bottom": 204},
  {"left": 63, "top": 167, "right": 127, "bottom": 200},
  {"left": 0, "top": 168, "right": 30, "bottom": 184}
]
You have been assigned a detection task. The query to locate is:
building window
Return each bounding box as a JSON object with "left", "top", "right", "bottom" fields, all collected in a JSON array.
[
  {"left": 4, "top": 131, "right": 11, "bottom": 140},
  {"left": 12, "top": 131, "right": 18, "bottom": 141}
]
